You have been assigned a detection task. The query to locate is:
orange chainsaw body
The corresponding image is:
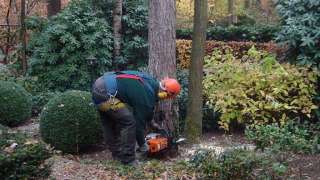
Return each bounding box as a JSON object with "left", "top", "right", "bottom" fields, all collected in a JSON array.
[{"left": 146, "top": 135, "right": 168, "bottom": 153}]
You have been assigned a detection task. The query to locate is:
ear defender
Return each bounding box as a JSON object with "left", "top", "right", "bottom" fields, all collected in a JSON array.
[{"left": 158, "top": 92, "right": 168, "bottom": 99}]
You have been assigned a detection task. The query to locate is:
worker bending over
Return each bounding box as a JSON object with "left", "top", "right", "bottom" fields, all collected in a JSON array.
[{"left": 91, "top": 70, "right": 181, "bottom": 165}]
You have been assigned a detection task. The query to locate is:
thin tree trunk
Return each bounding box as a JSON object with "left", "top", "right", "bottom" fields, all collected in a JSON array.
[
  {"left": 4, "top": 0, "right": 13, "bottom": 64},
  {"left": 20, "top": 0, "right": 27, "bottom": 74},
  {"left": 47, "top": 0, "right": 61, "bottom": 17},
  {"left": 184, "top": 0, "right": 208, "bottom": 143},
  {"left": 244, "top": 0, "right": 251, "bottom": 9},
  {"left": 148, "top": 0, "right": 178, "bottom": 137},
  {"left": 228, "top": 0, "right": 236, "bottom": 25},
  {"left": 113, "top": 0, "right": 122, "bottom": 70}
]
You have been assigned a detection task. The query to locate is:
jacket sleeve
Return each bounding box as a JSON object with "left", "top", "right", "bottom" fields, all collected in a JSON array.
[{"left": 133, "top": 105, "right": 154, "bottom": 147}]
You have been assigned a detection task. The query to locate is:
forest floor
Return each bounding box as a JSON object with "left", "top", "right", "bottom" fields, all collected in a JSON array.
[{"left": 12, "top": 117, "right": 320, "bottom": 180}]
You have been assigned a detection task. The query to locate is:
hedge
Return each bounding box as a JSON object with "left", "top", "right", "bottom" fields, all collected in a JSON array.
[
  {"left": 176, "top": 25, "right": 280, "bottom": 42},
  {"left": 176, "top": 40, "right": 284, "bottom": 69}
]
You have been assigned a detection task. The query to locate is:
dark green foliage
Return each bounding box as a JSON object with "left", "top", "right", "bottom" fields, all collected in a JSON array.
[
  {"left": 28, "top": 0, "right": 113, "bottom": 91},
  {"left": 0, "top": 128, "right": 51, "bottom": 180},
  {"left": 275, "top": 0, "right": 320, "bottom": 68},
  {"left": 121, "top": 2, "right": 148, "bottom": 69},
  {"left": 40, "top": 90, "right": 102, "bottom": 153},
  {"left": 246, "top": 121, "right": 320, "bottom": 154},
  {"left": 190, "top": 148, "right": 288, "bottom": 179},
  {"left": 0, "top": 81, "right": 32, "bottom": 126},
  {"left": 31, "top": 91, "right": 61, "bottom": 115},
  {"left": 28, "top": 0, "right": 149, "bottom": 92},
  {"left": 176, "top": 25, "right": 280, "bottom": 42}
]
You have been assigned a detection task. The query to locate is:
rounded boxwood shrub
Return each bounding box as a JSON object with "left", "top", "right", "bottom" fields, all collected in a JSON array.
[
  {"left": 0, "top": 81, "right": 32, "bottom": 126},
  {"left": 40, "top": 90, "right": 102, "bottom": 153}
]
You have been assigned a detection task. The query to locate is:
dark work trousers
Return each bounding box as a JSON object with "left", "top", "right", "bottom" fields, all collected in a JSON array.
[
  {"left": 92, "top": 77, "right": 136, "bottom": 164},
  {"left": 99, "top": 108, "right": 136, "bottom": 164}
]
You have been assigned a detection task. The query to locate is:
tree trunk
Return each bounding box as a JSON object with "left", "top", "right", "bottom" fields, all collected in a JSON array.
[
  {"left": 148, "top": 0, "right": 178, "bottom": 137},
  {"left": 244, "top": 0, "right": 251, "bottom": 9},
  {"left": 113, "top": 0, "right": 122, "bottom": 70},
  {"left": 20, "top": 0, "right": 27, "bottom": 74},
  {"left": 184, "top": 0, "right": 208, "bottom": 143},
  {"left": 4, "top": 0, "right": 13, "bottom": 64},
  {"left": 47, "top": 0, "right": 61, "bottom": 17},
  {"left": 228, "top": 0, "right": 236, "bottom": 25}
]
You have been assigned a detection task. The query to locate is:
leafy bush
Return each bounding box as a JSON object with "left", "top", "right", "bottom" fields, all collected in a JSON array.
[
  {"left": 28, "top": 0, "right": 149, "bottom": 92},
  {"left": 121, "top": 1, "right": 148, "bottom": 68},
  {"left": 246, "top": 121, "right": 320, "bottom": 154},
  {"left": 203, "top": 47, "right": 318, "bottom": 130},
  {"left": 189, "top": 148, "right": 288, "bottom": 179},
  {"left": 0, "top": 128, "right": 51, "bottom": 179},
  {"left": 28, "top": 0, "right": 113, "bottom": 91},
  {"left": 0, "top": 81, "right": 32, "bottom": 126},
  {"left": 176, "top": 25, "right": 280, "bottom": 42},
  {"left": 40, "top": 90, "right": 102, "bottom": 153},
  {"left": 31, "top": 91, "right": 61, "bottom": 115},
  {"left": 275, "top": 0, "right": 320, "bottom": 68},
  {"left": 0, "top": 64, "right": 15, "bottom": 81},
  {"left": 176, "top": 40, "right": 283, "bottom": 69}
]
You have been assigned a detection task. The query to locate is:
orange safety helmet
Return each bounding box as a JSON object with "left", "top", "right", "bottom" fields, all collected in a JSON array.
[{"left": 160, "top": 78, "right": 181, "bottom": 96}]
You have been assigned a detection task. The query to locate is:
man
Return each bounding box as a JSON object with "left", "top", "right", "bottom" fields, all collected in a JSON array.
[{"left": 91, "top": 70, "right": 181, "bottom": 165}]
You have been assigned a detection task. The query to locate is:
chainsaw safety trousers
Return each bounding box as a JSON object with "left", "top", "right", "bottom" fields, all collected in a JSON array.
[{"left": 99, "top": 107, "right": 136, "bottom": 164}]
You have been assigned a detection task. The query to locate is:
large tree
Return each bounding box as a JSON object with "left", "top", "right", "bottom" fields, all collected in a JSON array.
[
  {"left": 113, "top": 0, "right": 122, "bottom": 69},
  {"left": 47, "top": 0, "right": 61, "bottom": 17},
  {"left": 148, "top": 0, "right": 178, "bottom": 137},
  {"left": 184, "top": 0, "right": 208, "bottom": 143}
]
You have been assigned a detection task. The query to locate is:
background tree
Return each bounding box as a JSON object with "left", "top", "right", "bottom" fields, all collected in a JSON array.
[
  {"left": 47, "top": 0, "right": 61, "bottom": 17},
  {"left": 184, "top": 0, "right": 208, "bottom": 142},
  {"left": 113, "top": 0, "right": 122, "bottom": 69},
  {"left": 19, "top": 0, "right": 27, "bottom": 74},
  {"left": 228, "top": 0, "right": 236, "bottom": 25},
  {"left": 148, "top": 0, "right": 178, "bottom": 137}
]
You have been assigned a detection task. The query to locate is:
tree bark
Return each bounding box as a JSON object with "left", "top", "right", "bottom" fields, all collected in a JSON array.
[
  {"left": 113, "top": 0, "right": 122, "bottom": 70},
  {"left": 47, "top": 0, "right": 61, "bottom": 17},
  {"left": 4, "top": 0, "right": 13, "bottom": 64},
  {"left": 228, "top": 0, "right": 236, "bottom": 25},
  {"left": 244, "top": 0, "right": 251, "bottom": 9},
  {"left": 148, "top": 0, "right": 178, "bottom": 137},
  {"left": 184, "top": 0, "right": 208, "bottom": 143},
  {"left": 20, "top": 0, "right": 27, "bottom": 74}
]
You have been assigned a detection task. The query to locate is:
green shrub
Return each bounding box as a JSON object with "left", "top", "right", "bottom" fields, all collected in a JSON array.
[
  {"left": 0, "top": 128, "right": 51, "bottom": 179},
  {"left": 28, "top": 0, "right": 113, "bottom": 91},
  {"left": 31, "top": 91, "right": 61, "bottom": 115},
  {"left": 0, "top": 64, "right": 15, "bottom": 81},
  {"left": 40, "top": 90, "right": 102, "bottom": 153},
  {"left": 275, "top": 0, "right": 320, "bottom": 68},
  {"left": 190, "top": 148, "right": 288, "bottom": 179},
  {"left": 0, "top": 81, "right": 32, "bottom": 126},
  {"left": 28, "top": 0, "right": 149, "bottom": 92},
  {"left": 203, "top": 47, "right": 318, "bottom": 130},
  {"left": 246, "top": 121, "right": 320, "bottom": 154}
]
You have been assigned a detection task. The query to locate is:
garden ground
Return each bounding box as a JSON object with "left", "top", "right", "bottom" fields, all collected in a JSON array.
[{"left": 13, "top": 118, "right": 320, "bottom": 180}]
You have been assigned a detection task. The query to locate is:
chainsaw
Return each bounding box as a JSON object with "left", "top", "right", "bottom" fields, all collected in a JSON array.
[{"left": 145, "top": 129, "right": 186, "bottom": 157}]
